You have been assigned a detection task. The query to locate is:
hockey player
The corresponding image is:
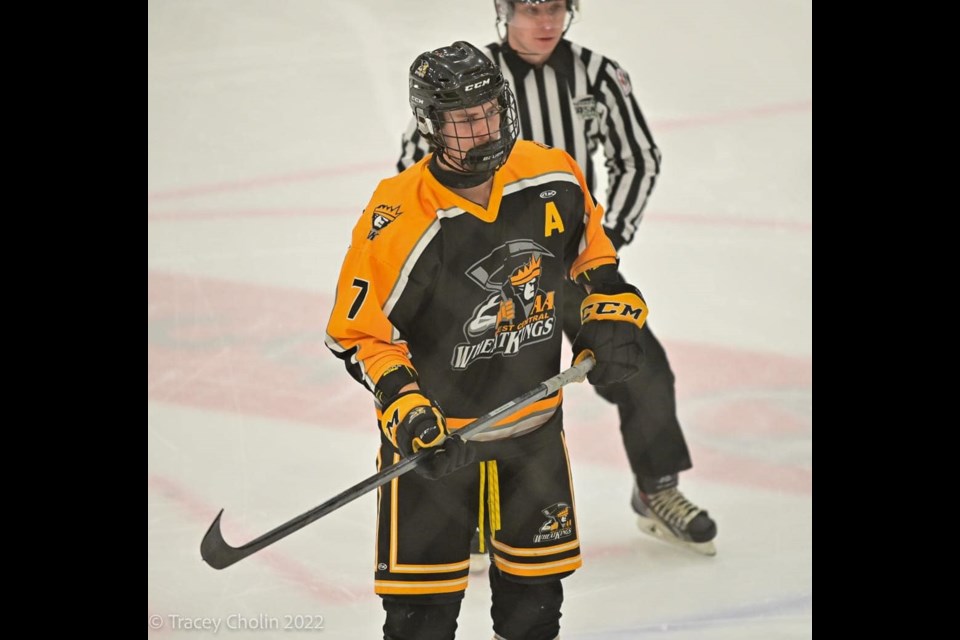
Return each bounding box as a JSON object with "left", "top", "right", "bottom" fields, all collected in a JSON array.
[
  {"left": 398, "top": 0, "right": 717, "bottom": 557},
  {"left": 327, "top": 40, "right": 649, "bottom": 640}
]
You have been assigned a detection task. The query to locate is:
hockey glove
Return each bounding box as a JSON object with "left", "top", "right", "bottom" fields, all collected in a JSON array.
[
  {"left": 380, "top": 391, "right": 475, "bottom": 480},
  {"left": 416, "top": 434, "right": 476, "bottom": 481},
  {"left": 571, "top": 282, "right": 649, "bottom": 386}
]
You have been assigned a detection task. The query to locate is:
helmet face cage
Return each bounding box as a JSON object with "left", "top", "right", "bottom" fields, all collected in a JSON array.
[
  {"left": 429, "top": 84, "right": 520, "bottom": 174},
  {"left": 409, "top": 41, "right": 520, "bottom": 175},
  {"left": 494, "top": 0, "right": 579, "bottom": 39}
]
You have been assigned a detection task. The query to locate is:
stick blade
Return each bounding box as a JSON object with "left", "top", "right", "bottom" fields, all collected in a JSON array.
[{"left": 200, "top": 509, "right": 244, "bottom": 570}]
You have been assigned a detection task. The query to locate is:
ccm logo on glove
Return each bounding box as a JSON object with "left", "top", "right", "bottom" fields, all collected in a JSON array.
[
  {"left": 580, "top": 292, "right": 648, "bottom": 327},
  {"left": 572, "top": 283, "right": 648, "bottom": 386}
]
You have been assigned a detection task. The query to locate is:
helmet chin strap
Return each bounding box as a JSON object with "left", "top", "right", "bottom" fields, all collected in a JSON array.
[{"left": 430, "top": 152, "right": 494, "bottom": 189}]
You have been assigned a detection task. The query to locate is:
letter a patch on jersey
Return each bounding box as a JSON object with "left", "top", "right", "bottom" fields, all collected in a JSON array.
[{"left": 544, "top": 202, "right": 565, "bottom": 237}]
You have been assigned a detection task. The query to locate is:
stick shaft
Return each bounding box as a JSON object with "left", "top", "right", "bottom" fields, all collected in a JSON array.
[{"left": 200, "top": 357, "right": 594, "bottom": 569}]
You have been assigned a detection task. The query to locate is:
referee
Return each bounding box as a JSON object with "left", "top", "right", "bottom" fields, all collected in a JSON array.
[{"left": 397, "top": 0, "right": 717, "bottom": 556}]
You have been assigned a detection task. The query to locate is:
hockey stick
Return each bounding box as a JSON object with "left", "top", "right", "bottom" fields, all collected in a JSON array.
[{"left": 200, "top": 356, "right": 595, "bottom": 570}]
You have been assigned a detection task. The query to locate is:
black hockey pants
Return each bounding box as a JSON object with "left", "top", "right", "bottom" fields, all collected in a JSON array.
[{"left": 562, "top": 277, "right": 692, "bottom": 482}]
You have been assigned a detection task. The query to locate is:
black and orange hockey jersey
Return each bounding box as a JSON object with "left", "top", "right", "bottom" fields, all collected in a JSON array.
[{"left": 325, "top": 140, "right": 617, "bottom": 440}]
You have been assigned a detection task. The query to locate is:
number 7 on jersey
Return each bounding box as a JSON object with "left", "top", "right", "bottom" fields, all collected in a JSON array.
[{"left": 347, "top": 278, "right": 369, "bottom": 320}]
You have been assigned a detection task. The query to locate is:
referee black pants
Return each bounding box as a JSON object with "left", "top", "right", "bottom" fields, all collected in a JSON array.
[{"left": 561, "top": 277, "right": 692, "bottom": 483}]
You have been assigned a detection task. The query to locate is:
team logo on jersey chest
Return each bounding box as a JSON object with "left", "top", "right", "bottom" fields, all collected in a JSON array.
[
  {"left": 367, "top": 203, "right": 402, "bottom": 240},
  {"left": 451, "top": 240, "right": 557, "bottom": 370}
]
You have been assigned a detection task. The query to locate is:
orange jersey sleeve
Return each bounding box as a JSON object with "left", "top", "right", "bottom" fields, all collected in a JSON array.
[
  {"left": 563, "top": 149, "right": 618, "bottom": 280},
  {"left": 324, "top": 166, "right": 437, "bottom": 392}
]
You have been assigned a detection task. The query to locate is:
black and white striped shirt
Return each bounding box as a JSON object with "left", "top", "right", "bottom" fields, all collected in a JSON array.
[{"left": 397, "top": 39, "right": 661, "bottom": 249}]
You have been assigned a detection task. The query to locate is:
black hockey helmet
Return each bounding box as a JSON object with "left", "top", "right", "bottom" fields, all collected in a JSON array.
[
  {"left": 409, "top": 41, "right": 519, "bottom": 175},
  {"left": 494, "top": 0, "right": 580, "bottom": 39}
]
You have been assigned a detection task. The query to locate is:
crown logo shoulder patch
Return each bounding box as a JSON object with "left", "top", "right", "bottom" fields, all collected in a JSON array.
[{"left": 368, "top": 203, "right": 403, "bottom": 240}]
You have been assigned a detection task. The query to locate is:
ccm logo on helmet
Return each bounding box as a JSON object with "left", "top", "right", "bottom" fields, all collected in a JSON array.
[{"left": 464, "top": 78, "right": 492, "bottom": 92}]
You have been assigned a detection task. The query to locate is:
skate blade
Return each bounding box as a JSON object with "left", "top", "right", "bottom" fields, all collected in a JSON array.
[
  {"left": 469, "top": 553, "right": 490, "bottom": 574},
  {"left": 636, "top": 515, "right": 717, "bottom": 556}
]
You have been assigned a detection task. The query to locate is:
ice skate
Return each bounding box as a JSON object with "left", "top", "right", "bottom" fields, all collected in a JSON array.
[{"left": 631, "top": 484, "right": 717, "bottom": 556}]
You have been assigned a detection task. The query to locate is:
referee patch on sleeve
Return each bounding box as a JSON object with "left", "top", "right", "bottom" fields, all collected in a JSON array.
[{"left": 614, "top": 65, "right": 632, "bottom": 97}]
